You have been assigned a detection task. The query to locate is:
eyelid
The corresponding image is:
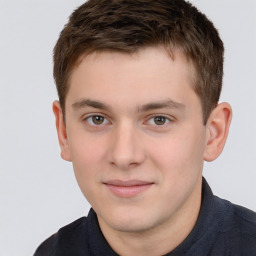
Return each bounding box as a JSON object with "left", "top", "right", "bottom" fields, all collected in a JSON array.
[
  {"left": 146, "top": 114, "right": 174, "bottom": 121},
  {"left": 81, "top": 113, "right": 174, "bottom": 127},
  {"left": 144, "top": 114, "right": 175, "bottom": 126},
  {"left": 82, "top": 113, "right": 112, "bottom": 126}
]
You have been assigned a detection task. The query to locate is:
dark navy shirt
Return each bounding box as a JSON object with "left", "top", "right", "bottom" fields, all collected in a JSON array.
[{"left": 34, "top": 178, "right": 256, "bottom": 255}]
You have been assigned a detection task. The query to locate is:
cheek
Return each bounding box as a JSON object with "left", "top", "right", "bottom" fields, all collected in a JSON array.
[
  {"left": 148, "top": 128, "right": 206, "bottom": 176},
  {"left": 68, "top": 133, "right": 107, "bottom": 183},
  {"left": 69, "top": 136, "right": 107, "bottom": 206},
  {"left": 69, "top": 126, "right": 107, "bottom": 160}
]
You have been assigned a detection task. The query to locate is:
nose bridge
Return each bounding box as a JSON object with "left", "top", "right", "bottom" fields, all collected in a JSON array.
[{"left": 109, "top": 120, "right": 145, "bottom": 168}]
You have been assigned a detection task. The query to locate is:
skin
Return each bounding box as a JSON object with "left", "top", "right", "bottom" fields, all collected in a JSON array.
[{"left": 53, "top": 47, "right": 232, "bottom": 256}]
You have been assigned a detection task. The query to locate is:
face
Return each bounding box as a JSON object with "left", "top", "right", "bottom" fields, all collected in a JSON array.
[{"left": 57, "top": 47, "right": 209, "bottom": 234}]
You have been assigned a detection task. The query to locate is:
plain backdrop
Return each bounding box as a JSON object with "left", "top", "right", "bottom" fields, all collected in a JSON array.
[{"left": 0, "top": 1, "right": 255, "bottom": 255}]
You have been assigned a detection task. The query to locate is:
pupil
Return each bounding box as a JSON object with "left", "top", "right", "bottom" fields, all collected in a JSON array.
[
  {"left": 92, "top": 116, "right": 104, "bottom": 124},
  {"left": 154, "top": 116, "right": 166, "bottom": 125}
]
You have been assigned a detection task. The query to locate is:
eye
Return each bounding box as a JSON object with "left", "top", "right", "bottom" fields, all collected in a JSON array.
[
  {"left": 147, "top": 116, "right": 171, "bottom": 126},
  {"left": 86, "top": 115, "right": 109, "bottom": 126},
  {"left": 153, "top": 116, "right": 167, "bottom": 125}
]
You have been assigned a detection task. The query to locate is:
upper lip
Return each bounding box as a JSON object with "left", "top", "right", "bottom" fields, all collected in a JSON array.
[{"left": 103, "top": 180, "right": 154, "bottom": 187}]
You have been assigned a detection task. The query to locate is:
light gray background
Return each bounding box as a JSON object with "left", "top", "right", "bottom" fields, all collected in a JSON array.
[{"left": 0, "top": 1, "right": 255, "bottom": 255}]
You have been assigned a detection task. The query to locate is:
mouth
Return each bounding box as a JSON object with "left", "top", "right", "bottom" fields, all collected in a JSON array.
[{"left": 103, "top": 180, "right": 154, "bottom": 198}]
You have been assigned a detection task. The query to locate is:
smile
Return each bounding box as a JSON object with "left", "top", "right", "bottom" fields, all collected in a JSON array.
[{"left": 103, "top": 180, "right": 154, "bottom": 198}]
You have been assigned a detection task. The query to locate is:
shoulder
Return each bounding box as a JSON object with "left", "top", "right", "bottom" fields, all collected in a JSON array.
[
  {"left": 214, "top": 196, "right": 256, "bottom": 253},
  {"left": 212, "top": 193, "right": 256, "bottom": 231},
  {"left": 34, "top": 209, "right": 118, "bottom": 256},
  {"left": 232, "top": 203, "right": 256, "bottom": 237},
  {"left": 34, "top": 217, "right": 88, "bottom": 256},
  {"left": 230, "top": 203, "right": 256, "bottom": 254}
]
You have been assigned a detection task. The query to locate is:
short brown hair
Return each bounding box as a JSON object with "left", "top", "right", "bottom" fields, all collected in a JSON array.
[{"left": 53, "top": 0, "right": 224, "bottom": 124}]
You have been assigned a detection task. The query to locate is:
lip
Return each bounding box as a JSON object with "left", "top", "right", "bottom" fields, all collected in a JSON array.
[{"left": 103, "top": 180, "right": 154, "bottom": 198}]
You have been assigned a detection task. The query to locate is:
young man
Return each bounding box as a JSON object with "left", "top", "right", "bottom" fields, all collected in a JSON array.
[{"left": 34, "top": 0, "right": 256, "bottom": 255}]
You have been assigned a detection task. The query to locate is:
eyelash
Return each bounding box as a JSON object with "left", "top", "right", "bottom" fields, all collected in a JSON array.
[
  {"left": 146, "top": 115, "right": 172, "bottom": 126},
  {"left": 84, "top": 114, "right": 111, "bottom": 127},
  {"left": 82, "top": 114, "right": 174, "bottom": 129}
]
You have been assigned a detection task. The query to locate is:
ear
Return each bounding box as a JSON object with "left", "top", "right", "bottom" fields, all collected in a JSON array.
[
  {"left": 52, "top": 100, "right": 71, "bottom": 162},
  {"left": 204, "top": 102, "right": 232, "bottom": 162}
]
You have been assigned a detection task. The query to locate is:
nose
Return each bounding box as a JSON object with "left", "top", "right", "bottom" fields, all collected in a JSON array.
[{"left": 108, "top": 121, "right": 146, "bottom": 169}]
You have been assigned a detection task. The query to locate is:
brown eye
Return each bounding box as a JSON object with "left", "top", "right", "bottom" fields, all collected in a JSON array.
[
  {"left": 154, "top": 116, "right": 166, "bottom": 125},
  {"left": 91, "top": 116, "right": 105, "bottom": 125}
]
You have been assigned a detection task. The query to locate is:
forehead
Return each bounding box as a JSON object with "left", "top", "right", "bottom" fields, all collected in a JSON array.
[{"left": 66, "top": 47, "right": 198, "bottom": 110}]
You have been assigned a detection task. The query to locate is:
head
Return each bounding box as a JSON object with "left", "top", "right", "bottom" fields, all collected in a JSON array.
[
  {"left": 53, "top": 0, "right": 224, "bottom": 124},
  {"left": 52, "top": 0, "right": 232, "bottom": 252}
]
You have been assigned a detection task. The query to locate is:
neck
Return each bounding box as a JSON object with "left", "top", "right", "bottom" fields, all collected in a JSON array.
[{"left": 98, "top": 178, "right": 202, "bottom": 256}]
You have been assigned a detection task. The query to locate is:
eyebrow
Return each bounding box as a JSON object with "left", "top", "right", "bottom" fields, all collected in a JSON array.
[
  {"left": 139, "top": 99, "right": 185, "bottom": 112},
  {"left": 72, "top": 98, "right": 185, "bottom": 112},
  {"left": 72, "top": 99, "right": 111, "bottom": 111}
]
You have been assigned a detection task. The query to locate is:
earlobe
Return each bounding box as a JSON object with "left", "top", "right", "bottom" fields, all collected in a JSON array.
[
  {"left": 204, "top": 102, "right": 232, "bottom": 162},
  {"left": 52, "top": 100, "right": 71, "bottom": 162}
]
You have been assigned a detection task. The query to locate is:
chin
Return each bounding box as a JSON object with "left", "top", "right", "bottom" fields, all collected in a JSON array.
[
  {"left": 110, "top": 219, "right": 153, "bottom": 233},
  {"left": 102, "top": 208, "right": 162, "bottom": 234},
  {"left": 96, "top": 207, "right": 147, "bottom": 232}
]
